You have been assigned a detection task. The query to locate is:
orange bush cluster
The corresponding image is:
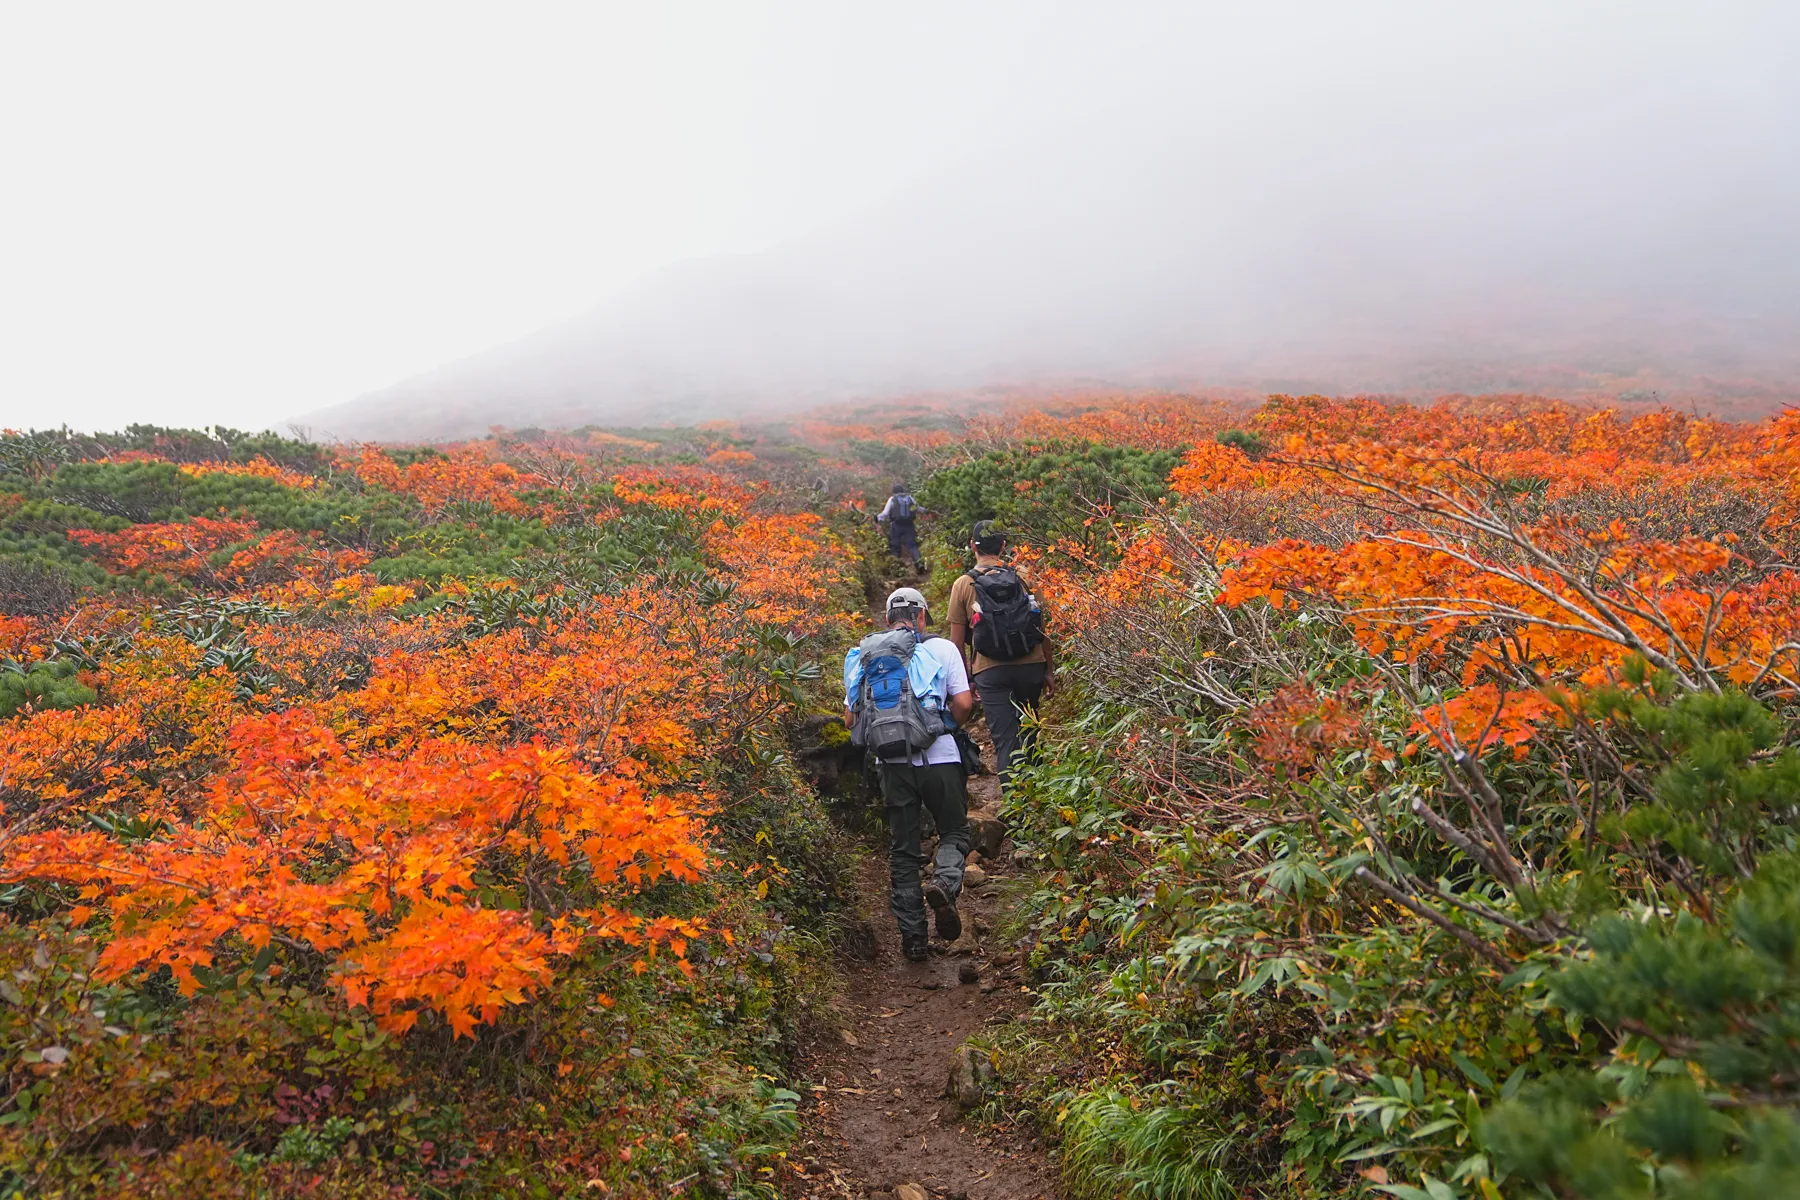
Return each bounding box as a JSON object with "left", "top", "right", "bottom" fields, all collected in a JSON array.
[
  {"left": 1167, "top": 442, "right": 1311, "bottom": 495},
  {"left": 348, "top": 445, "right": 536, "bottom": 517},
  {"left": 608, "top": 462, "right": 758, "bottom": 514},
  {"left": 706, "top": 511, "right": 857, "bottom": 635},
  {"left": 794, "top": 419, "right": 959, "bottom": 454},
  {"left": 1221, "top": 532, "right": 1742, "bottom": 671},
  {"left": 1248, "top": 392, "right": 1750, "bottom": 459},
  {"left": 1037, "top": 394, "right": 1800, "bottom": 755},
  {"left": 69, "top": 516, "right": 258, "bottom": 577},
  {"left": 69, "top": 517, "right": 376, "bottom": 596},
  {"left": 1171, "top": 400, "right": 1776, "bottom": 509},
  {"left": 4, "top": 458, "right": 856, "bottom": 1044},
  {"left": 9, "top": 710, "right": 704, "bottom": 1036},
  {"left": 1247, "top": 682, "right": 1382, "bottom": 778},
  {"left": 178, "top": 456, "right": 320, "bottom": 490},
  {"left": 1217, "top": 531, "right": 1800, "bottom": 748},
  {"left": 1025, "top": 529, "right": 1181, "bottom": 637},
  {"left": 0, "top": 637, "right": 241, "bottom": 814},
  {"left": 967, "top": 394, "right": 1248, "bottom": 451}
]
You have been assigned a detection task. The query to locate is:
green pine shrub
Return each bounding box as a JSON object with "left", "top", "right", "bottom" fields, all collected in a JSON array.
[
  {"left": 0, "top": 659, "right": 96, "bottom": 718},
  {"left": 1216, "top": 428, "right": 1268, "bottom": 459},
  {"left": 1475, "top": 688, "right": 1800, "bottom": 1196},
  {"left": 918, "top": 440, "right": 1184, "bottom": 550}
]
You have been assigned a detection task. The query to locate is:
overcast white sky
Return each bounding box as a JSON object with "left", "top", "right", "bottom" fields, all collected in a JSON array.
[
  {"left": 0, "top": 2, "right": 1130, "bottom": 430},
  {"left": 2, "top": 2, "right": 1795, "bottom": 432}
]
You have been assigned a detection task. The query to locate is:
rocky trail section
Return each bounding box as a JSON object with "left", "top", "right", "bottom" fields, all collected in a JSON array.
[{"left": 787, "top": 754, "right": 1060, "bottom": 1200}]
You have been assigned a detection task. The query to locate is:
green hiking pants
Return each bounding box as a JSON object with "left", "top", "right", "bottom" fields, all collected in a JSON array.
[{"left": 879, "top": 762, "right": 970, "bottom": 940}]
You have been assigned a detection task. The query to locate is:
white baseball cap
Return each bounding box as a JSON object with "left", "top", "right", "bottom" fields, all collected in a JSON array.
[{"left": 885, "top": 586, "right": 928, "bottom": 615}]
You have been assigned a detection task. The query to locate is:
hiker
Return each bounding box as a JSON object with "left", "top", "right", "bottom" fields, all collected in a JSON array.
[
  {"left": 874, "top": 482, "right": 926, "bottom": 574},
  {"left": 844, "top": 586, "right": 974, "bottom": 961},
  {"left": 947, "top": 521, "right": 1055, "bottom": 792}
]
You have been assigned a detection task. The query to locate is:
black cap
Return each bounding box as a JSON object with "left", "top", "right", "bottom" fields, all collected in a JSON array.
[{"left": 972, "top": 520, "right": 1006, "bottom": 543}]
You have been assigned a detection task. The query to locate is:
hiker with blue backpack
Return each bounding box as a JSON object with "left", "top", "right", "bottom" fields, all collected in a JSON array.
[
  {"left": 947, "top": 521, "right": 1055, "bottom": 793},
  {"left": 844, "top": 586, "right": 973, "bottom": 961},
  {"left": 875, "top": 482, "right": 926, "bottom": 574}
]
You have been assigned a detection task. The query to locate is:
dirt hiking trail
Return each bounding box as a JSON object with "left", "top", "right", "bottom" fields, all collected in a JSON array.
[
  {"left": 790, "top": 578, "right": 1061, "bottom": 1199},
  {"left": 791, "top": 762, "right": 1059, "bottom": 1200}
]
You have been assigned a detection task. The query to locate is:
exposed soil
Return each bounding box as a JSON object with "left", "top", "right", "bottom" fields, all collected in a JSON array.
[{"left": 786, "top": 759, "right": 1061, "bottom": 1199}]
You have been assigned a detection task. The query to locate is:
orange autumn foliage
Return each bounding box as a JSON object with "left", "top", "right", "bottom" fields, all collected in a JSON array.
[
  {"left": 967, "top": 394, "right": 1247, "bottom": 451},
  {"left": 1248, "top": 682, "right": 1385, "bottom": 777},
  {"left": 1215, "top": 528, "right": 1800, "bottom": 751},
  {"left": 8, "top": 715, "right": 704, "bottom": 1036},
  {"left": 1167, "top": 442, "right": 1312, "bottom": 496},
  {"left": 349, "top": 445, "right": 535, "bottom": 517},
  {"left": 3, "top": 449, "right": 858, "bottom": 1044},
  {"left": 1036, "top": 393, "right": 1800, "bottom": 755},
  {"left": 68, "top": 518, "right": 374, "bottom": 596},
  {"left": 1247, "top": 392, "right": 1751, "bottom": 461},
  {"left": 0, "top": 613, "right": 49, "bottom": 659},
  {"left": 69, "top": 517, "right": 259, "bottom": 578},
  {"left": 608, "top": 464, "right": 757, "bottom": 515},
  {"left": 0, "top": 589, "right": 772, "bottom": 1035},
  {"left": 704, "top": 512, "right": 859, "bottom": 635},
  {"left": 178, "top": 456, "right": 320, "bottom": 490}
]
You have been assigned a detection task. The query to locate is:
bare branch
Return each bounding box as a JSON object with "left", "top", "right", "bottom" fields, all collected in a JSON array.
[{"left": 1353, "top": 866, "right": 1513, "bottom": 969}]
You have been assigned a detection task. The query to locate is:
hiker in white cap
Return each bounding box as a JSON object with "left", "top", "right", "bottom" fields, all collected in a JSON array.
[{"left": 842, "top": 586, "right": 973, "bottom": 961}]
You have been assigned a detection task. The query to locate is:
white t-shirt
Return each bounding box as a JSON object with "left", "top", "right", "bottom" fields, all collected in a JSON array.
[{"left": 912, "top": 636, "right": 970, "bottom": 767}]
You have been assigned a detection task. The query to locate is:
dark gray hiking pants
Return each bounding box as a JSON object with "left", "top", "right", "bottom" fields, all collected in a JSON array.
[
  {"left": 879, "top": 762, "right": 969, "bottom": 940},
  {"left": 974, "top": 661, "right": 1047, "bottom": 791},
  {"left": 887, "top": 520, "right": 921, "bottom": 568}
]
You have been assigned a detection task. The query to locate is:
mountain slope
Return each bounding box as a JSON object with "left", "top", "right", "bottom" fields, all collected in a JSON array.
[{"left": 299, "top": 94, "right": 1800, "bottom": 440}]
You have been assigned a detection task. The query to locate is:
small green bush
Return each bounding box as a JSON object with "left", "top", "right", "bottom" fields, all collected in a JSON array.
[
  {"left": 919, "top": 440, "right": 1183, "bottom": 550},
  {"left": 1215, "top": 428, "right": 1268, "bottom": 459},
  {"left": 0, "top": 659, "right": 96, "bottom": 718}
]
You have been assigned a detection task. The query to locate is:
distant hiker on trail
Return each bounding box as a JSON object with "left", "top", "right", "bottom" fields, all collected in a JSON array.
[
  {"left": 844, "top": 586, "right": 973, "bottom": 962},
  {"left": 875, "top": 482, "right": 926, "bottom": 574},
  {"left": 947, "top": 521, "right": 1054, "bottom": 792}
]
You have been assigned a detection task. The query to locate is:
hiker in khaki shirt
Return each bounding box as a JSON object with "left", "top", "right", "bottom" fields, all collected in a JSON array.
[{"left": 945, "top": 521, "right": 1056, "bottom": 792}]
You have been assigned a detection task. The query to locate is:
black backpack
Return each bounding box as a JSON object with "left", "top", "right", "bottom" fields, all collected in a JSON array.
[
  {"left": 889, "top": 493, "right": 918, "bottom": 523},
  {"left": 966, "top": 565, "right": 1043, "bottom": 661}
]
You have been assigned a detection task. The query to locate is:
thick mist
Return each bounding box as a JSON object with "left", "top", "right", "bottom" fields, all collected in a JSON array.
[
  {"left": 21, "top": 3, "right": 1783, "bottom": 439},
  {"left": 311, "top": 2, "right": 1800, "bottom": 438}
]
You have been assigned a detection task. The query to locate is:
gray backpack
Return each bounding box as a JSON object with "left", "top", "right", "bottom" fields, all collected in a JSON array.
[{"left": 849, "top": 628, "right": 949, "bottom": 763}]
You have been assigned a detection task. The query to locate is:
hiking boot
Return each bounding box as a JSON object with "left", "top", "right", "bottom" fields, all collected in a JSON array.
[
  {"left": 925, "top": 883, "right": 961, "bottom": 942},
  {"left": 901, "top": 934, "right": 929, "bottom": 962}
]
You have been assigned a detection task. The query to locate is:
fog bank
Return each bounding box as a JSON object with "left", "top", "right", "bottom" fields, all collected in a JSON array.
[{"left": 294, "top": 3, "right": 1800, "bottom": 439}]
